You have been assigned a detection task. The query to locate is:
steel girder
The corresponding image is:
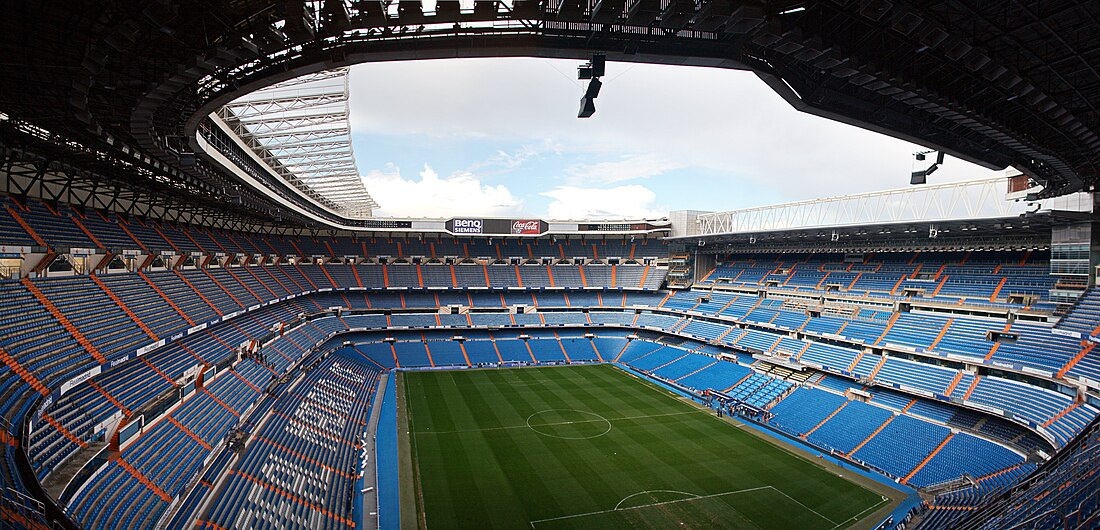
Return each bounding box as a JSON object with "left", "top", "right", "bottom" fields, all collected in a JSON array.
[{"left": 218, "top": 66, "right": 378, "bottom": 217}]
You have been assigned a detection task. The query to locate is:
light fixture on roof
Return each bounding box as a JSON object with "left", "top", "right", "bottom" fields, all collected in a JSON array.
[
  {"left": 911, "top": 149, "right": 945, "bottom": 184},
  {"left": 577, "top": 53, "right": 606, "bottom": 118}
]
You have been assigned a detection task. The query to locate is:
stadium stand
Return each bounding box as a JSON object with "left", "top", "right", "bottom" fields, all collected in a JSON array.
[
  {"left": 768, "top": 387, "right": 849, "bottom": 436},
  {"left": 197, "top": 350, "right": 378, "bottom": 529},
  {"left": 698, "top": 251, "right": 1057, "bottom": 310},
  {"left": 0, "top": 232, "right": 1096, "bottom": 530},
  {"left": 917, "top": 413, "right": 1100, "bottom": 529},
  {"left": 805, "top": 399, "right": 895, "bottom": 455},
  {"left": 0, "top": 201, "right": 671, "bottom": 262},
  {"left": 6, "top": 4, "right": 1100, "bottom": 528},
  {"left": 907, "top": 433, "right": 1024, "bottom": 490},
  {"left": 851, "top": 414, "right": 952, "bottom": 482}
]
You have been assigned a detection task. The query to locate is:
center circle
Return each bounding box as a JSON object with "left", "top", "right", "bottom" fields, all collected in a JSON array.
[{"left": 525, "top": 409, "right": 612, "bottom": 440}]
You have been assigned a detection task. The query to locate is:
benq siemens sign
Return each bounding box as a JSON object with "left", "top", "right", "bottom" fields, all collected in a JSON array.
[
  {"left": 450, "top": 218, "right": 484, "bottom": 234},
  {"left": 446, "top": 218, "right": 548, "bottom": 235}
]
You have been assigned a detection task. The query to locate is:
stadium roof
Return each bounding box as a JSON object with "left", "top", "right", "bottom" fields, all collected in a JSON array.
[
  {"left": 690, "top": 176, "right": 1090, "bottom": 236},
  {"left": 670, "top": 174, "right": 1094, "bottom": 252},
  {"left": 218, "top": 68, "right": 378, "bottom": 218},
  {"left": 0, "top": 1, "right": 1097, "bottom": 230}
]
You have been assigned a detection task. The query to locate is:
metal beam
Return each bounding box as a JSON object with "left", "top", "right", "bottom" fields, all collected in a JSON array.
[{"left": 217, "top": 67, "right": 377, "bottom": 218}]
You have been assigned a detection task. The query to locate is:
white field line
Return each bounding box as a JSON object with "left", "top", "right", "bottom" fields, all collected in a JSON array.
[
  {"left": 613, "top": 490, "right": 696, "bottom": 511},
  {"left": 413, "top": 410, "right": 703, "bottom": 435},
  {"left": 768, "top": 486, "right": 838, "bottom": 525},
  {"left": 529, "top": 485, "right": 873, "bottom": 529},
  {"left": 528, "top": 486, "right": 772, "bottom": 528},
  {"left": 829, "top": 495, "right": 891, "bottom": 530}
]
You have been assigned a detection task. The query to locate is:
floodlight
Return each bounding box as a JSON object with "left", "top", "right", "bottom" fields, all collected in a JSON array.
[
  {"left": 579, "top": 97, "right": 596, "bottom": 118},
  {"left": 575, "top": 54, "right": 607, "bottom": 118},
  {"left": 584, "top": 78, "right": 602, "bottom": 99},
  {"left": 591, "top": 54, "right": 606, "bottom": 77},
  {"left": 911, "top": 149, "right": 943, "bottom": 185}
]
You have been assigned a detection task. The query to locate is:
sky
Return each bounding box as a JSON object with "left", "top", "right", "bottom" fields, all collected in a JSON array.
[{"left": 348, "top": 58, "right": 1002, "bottom": 220}]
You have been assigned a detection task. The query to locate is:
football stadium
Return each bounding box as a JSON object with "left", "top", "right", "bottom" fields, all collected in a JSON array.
[{"left": 1, "top": 2, "right": 1099, "bottom": 530}]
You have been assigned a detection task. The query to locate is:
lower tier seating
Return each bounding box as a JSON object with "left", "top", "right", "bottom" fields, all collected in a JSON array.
[{"left": 199, "top": 351, "right": 379, "bottom": 530}]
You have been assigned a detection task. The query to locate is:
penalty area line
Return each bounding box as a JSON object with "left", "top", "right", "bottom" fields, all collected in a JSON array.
[
  {"left": 828, "top": 495, "right": 891, "bottom": 530},
  {"left": 613, "top": 490, "right": 696, "bottom": 511},
  {"left": 768, "top": 486, "right": 839, "bottom": 526},
  {"left": 528, "top": 486, "right": 773, "bottom": 528}
]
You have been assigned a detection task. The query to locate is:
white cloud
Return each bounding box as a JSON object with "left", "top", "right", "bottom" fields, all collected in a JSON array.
[
  {"left": 362, "top": 165, "right": 522, "bottom": 217},
  {"left": 348, "top": 59, "right": 583, "bottom": 138},
  {"left": 469, "top": 138, "right": 564, "bottom": 172},
  {"left": 349, "top": 58, "right": 1001, "bottom": 216},
  {"left": 564, "top": 154, "right": 684, "bottom": 185},
  {"left": 541, "top": 185, "right": 665, "bottom": 220}
]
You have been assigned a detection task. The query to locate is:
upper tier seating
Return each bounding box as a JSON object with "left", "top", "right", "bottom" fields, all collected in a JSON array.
[
  {"left": 698, "top": 251, "right": 1056, "bottom": 310},
  {"left": 1059, "top": 288, "right": 1100, "bottom": 336},
  {"left": 0, "top": 198, "right": 668, "bottom": 259}
]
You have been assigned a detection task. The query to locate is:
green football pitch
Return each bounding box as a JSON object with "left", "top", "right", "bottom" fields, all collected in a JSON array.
[{"left": 399, "top": 364, "right": 895, "bottom": 529}]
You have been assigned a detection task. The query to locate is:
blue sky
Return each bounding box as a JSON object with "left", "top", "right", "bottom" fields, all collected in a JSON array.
[{"left": 348, "top": 58, "right": 1000, "bottom": 219}]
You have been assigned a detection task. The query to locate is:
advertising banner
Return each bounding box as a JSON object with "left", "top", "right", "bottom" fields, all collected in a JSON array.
[
  {"left": 447, "top": 218, "right": 548, "bottom": 235},
  {"left": 450, "top": 219, "right": 484, "bottom": 234},
  {"left": 510, "top": 219, "right": 541, "bottom": 234}
]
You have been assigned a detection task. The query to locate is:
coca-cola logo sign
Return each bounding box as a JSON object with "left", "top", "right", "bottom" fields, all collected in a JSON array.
[{"left": 511, "top": 220, "right": 541, "bottom": 234}]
